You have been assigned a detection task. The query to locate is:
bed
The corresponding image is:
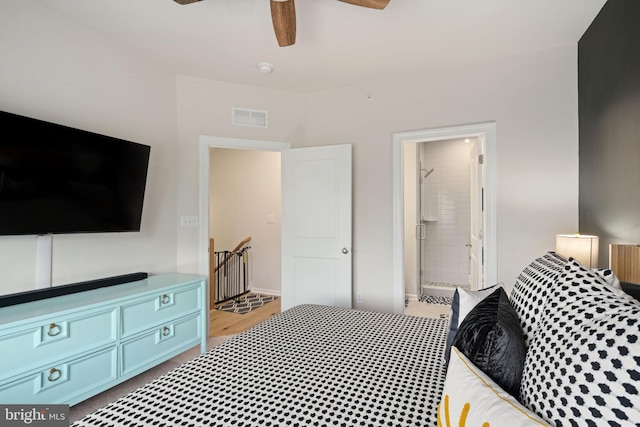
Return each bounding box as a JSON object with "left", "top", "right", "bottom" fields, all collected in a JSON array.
[
  {"left": 73, "top": 251, "right": 640, "bottom": 426},
  {"left": 72, "top": 304, "right": 449, "bottom": 427}
]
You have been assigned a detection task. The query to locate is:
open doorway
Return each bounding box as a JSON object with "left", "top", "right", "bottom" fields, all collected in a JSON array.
[
  {"left": 403, "top": 137, "right": 478, "bottom": 318},
  {"left": 198, "top": 137, "right": 353, "bottom": 316},
  {"left": 198, "top": 137, "right": 290, "bottom": 336},
  {"left": 392, "top": 123, "right": 497, "bottom": 315},
  {"left": 208, "top": 147, "right": 282, "bottom": 301},
  {"left": 416, "top": 138, "right": 476, "bottom": 296}
]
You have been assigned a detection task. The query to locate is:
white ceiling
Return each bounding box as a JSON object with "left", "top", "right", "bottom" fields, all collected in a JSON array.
[{"left": 37, "top": 0, "right": 607, "bottom": 93}]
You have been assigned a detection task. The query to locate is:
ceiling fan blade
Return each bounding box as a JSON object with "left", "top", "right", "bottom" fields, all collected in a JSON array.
[
  {"left": 338, "top": 0, "right": 389, "bottom": 9},
  {"left": 173, "top": 0, "right": 202, "bottom": 4},
  {"left": 270, "top": 0, "right": 296, "bottom": 47}
]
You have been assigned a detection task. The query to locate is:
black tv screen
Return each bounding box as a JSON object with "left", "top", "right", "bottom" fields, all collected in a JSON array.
[{"left": 0, "top": 110, "right": 151, "bottom": 235}]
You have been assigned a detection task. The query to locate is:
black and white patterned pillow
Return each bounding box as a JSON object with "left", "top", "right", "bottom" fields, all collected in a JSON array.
[
  {"left": 520, "top": 259, "right": 640, "bottom": 425},
  {"left": 509, "top": 251, "right": 567, "bottom": 348}
]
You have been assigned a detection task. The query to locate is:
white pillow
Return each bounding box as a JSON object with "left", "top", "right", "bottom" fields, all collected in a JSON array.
[
  {"left": 438, "top": 347, "right": 548, "bottom": 426},
  {"left": 443, "top": 284, "right": 501, "bottom": 364},
  {"left": 457, "top": 285, "right": 500, "bottom": 322},
  {"left": 592, "top": 267, "right": 622, "bottom": 289}
]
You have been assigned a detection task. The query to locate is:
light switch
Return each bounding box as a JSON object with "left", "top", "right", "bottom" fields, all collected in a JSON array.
[{"left": 180, "top": 216, "right": 199, "bottom": 228}]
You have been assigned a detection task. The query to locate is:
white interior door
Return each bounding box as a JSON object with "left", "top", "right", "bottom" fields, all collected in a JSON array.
[
  {"left": 469, "top": 139, "right": 484, "bottom": 290},
  {"left": 281, "top": 144, "right": 352, "bottom": 310}
]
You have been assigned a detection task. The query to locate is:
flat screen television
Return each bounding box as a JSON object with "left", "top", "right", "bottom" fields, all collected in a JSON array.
[{"left": 0, "top": 110, "right": 151, "bottom": 235}]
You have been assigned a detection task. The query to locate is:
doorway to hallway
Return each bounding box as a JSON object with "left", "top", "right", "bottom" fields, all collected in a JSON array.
[
  {"left": 209, "top": 147, "right": 282, "bottom": 302},
  {"left": 198, "top": 137, "right": 353, "bottom": 313}
]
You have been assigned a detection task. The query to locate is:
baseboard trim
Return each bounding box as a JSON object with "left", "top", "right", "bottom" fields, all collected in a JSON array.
[{"left": 250, "top": 287, "right": 280, "bottom": 296}]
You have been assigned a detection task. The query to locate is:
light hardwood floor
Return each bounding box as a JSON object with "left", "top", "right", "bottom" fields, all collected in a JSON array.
[
  {"left": 209, "top": 298, "right": 448, "bottom": 337},
  {"left": 209, "top": 298, "right": 281, "bottom": 336}
]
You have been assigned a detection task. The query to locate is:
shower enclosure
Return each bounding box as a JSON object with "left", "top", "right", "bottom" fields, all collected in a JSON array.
[{"left": 416, "top": 139, "right": 472, "bottom": 299}]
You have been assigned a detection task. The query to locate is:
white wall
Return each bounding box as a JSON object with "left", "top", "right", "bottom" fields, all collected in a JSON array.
[
  {"left": 299, "top": 47, "right": 579, "bottom": 311},
  {"left": 0, "top": 1, "right": 179, "bottom": 294},
  {"left": 175, "top": 76, "right": 305, "bottom": 277},
  {"left": 209, "top": 148, "right": 281, "bottom": 294},
  {"left": 0, "top": 2, "right": 580, "bottom": 313},
  {"left": 177, "top": 46, "right": 579, "bottom": 313}
]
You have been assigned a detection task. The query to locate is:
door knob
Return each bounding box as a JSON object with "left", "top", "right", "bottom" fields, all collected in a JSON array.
[{"left": 342, "top": 248, "right": 349, "bottom": 254}]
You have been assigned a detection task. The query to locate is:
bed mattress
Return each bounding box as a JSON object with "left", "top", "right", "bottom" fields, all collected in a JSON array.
[{"left": 73, "top": 304, "right": 448, "bottom": 426}]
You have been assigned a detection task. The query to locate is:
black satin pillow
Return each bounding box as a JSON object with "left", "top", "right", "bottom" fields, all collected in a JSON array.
[{"left": 451, "top": 287, "right": 526, "bottom": 398}]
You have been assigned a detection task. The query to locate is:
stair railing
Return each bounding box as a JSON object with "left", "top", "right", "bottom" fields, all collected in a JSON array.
[
  {"left": 211, "top": 236, "right": 252, "bottom": 305},
  {"left": 213, "top": 236, "right": 251, "bottom": 274}
]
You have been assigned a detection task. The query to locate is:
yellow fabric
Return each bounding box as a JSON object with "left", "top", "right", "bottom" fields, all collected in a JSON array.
[
  {"left": 437, "top": 396, "right": 487, "bottom": 427},
  {"left": 459, "top": 402, "right": 470, "bottom": 427}
]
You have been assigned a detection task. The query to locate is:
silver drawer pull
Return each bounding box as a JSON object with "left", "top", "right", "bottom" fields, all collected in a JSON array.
[
  {"left": 162, "top": 326, "right": 171, "bottom": 337},
  {"left": 48, "top": 368, "right": 61, "bottom": 382},
  {"left": 161, "top": 294, "right": 170, "bottom": 304},
  {"left": 48, "top": 323, "right": 61, "bottom": 337}
]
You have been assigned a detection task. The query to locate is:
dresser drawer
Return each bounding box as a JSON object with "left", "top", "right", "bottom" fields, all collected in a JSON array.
[
  {"left": 121, "top": 314, "right": 202, "bottom": 377},
  {"left": 0, "top": 308, "right": 117, "bottom": 379},
  {"left": 0, "top": 347, "right": 117, "bottom": 405},
  {"left": 0, "top": 273, "right": 207, "bottom": 406},
  {"left": 120, "top": 285, "right": 201, "bottom": 338}
]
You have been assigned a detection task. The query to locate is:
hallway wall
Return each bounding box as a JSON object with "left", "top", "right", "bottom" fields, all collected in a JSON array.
[{"left": 209, "top": 148, "right": 281, "bottom": 294}]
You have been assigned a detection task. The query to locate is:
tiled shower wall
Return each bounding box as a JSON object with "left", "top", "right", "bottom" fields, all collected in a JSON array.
[{"left": 419, "top": 139, "right": 472, "bottom": 288}]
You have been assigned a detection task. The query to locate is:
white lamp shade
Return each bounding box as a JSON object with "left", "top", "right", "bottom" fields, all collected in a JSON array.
[{"left": 555, "top": 234, "right": 599, "bottom": 268}]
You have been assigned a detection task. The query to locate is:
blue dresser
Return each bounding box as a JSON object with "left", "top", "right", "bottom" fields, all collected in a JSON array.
[{"left": 0, "top": 273, "right": 207, "bottom": 406}]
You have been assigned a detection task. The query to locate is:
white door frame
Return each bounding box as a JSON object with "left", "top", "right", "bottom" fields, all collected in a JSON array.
[
  {"left": 197, "top": 136, "right": 291, "bottom": 279},
  {"left": 392, "top": 122, "right": 497, "bottom": 314}
]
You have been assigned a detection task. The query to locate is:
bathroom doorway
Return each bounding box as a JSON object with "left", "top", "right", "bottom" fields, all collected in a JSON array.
[
  {"left": 392, "top": 122, "right": 497, "bottom": 315},
  {"left": 415, "top": 138, "right": 476, "bottom": 300}
]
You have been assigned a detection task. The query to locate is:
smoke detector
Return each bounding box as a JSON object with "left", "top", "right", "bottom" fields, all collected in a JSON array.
[{"left": 257, "top": 62, "right": 273, "bottom": 74}]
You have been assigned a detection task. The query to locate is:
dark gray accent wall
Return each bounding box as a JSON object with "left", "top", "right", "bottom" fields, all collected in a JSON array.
[{"left": 578, "top": 0, "right": 640, "bottom": 267}]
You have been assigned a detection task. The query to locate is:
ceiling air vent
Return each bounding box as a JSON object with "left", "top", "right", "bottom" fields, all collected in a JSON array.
[{"left": 232, "top": 108, "right": 268, "bottom": 128}]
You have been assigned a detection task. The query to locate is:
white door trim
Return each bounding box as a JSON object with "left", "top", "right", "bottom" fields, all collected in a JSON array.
[
  {"left": 197, "top": 136, "right": 291, "bottom": 278},
  {"left": 392, "top": 122, "right": 497, "bottom": 314}
]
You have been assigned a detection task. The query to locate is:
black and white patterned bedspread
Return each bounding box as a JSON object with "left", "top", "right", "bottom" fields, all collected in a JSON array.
[{"left": 73, "top": 304, "right": 448, "bottom": 427}]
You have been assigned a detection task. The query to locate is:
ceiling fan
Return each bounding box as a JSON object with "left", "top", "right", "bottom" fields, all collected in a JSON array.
[{"left": 173, "top": 0, "right": 390, "bottom": 47}]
